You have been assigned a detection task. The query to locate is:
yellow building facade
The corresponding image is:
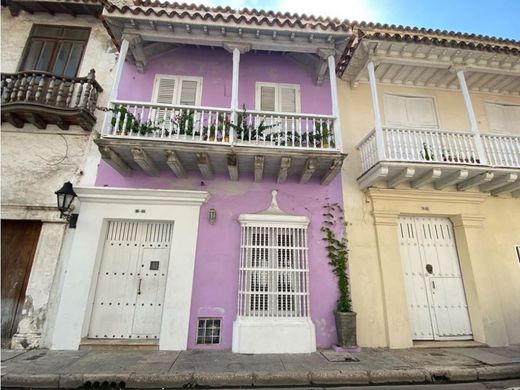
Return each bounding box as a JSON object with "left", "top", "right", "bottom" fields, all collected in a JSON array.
[{"left": 338, "top": 27, "right": 520, "bottom": 348}]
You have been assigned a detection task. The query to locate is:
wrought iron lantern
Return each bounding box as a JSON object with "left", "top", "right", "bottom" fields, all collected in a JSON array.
[{"left": 55, "top": 181, "right": 78, "bottom": 228}]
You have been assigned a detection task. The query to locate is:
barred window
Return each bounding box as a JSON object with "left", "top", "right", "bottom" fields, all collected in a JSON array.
[
  {"left": 196, "top": 318, "right": 221, "bottom": 345},
  {"left": 238, "top": 225, "right": 310, "bottom": 318}
]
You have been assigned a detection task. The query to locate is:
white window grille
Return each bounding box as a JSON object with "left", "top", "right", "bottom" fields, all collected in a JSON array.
[{"left": 237, "top": 192, "right": 310, "bottom": 319}]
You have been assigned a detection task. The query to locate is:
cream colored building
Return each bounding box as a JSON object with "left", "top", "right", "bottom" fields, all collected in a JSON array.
[{"left": 338, "top": 26, "right": 520, "bottom": 348}]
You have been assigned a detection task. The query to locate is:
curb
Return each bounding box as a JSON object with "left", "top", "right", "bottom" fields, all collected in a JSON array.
[{"left": 2, "top": 365, "right": 520, "bottom": 388}]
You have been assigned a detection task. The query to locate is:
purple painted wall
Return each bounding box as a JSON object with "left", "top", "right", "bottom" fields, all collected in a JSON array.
[
  {"left": 117, "top": 46, "right": 332, "bottom": 115},
  {"left": 95, "top": 166, "right": 342, "bottom": 349},
  {"left": 97, "top": 44, "right": 342, "bottom": 349}
]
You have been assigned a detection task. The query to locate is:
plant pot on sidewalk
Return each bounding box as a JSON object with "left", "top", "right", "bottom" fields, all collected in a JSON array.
[{"left": 335, "top": 311, "right": 357, "bottom": 348}]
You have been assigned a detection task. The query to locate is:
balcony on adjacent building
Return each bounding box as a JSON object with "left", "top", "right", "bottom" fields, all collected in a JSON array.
[
  {"left": 1, "top": 70, "right": 103, "bottom": 131},
  {"left": 357, "top": 127, "right": 520, "bottom": 196}
]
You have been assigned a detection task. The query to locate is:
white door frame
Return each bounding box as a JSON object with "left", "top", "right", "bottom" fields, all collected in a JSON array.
[{"left": 49, "top": 187, "right": 209, "bottom": 351}]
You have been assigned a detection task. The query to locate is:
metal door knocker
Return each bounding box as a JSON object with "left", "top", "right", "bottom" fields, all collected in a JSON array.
[{"left": 426, "top": 264, "right": 433, "bottom": 274}]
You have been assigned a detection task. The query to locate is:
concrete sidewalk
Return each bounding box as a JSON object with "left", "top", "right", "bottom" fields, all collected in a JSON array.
[{"left": 1, "top": 346, "right": 520, "bottom": 389}]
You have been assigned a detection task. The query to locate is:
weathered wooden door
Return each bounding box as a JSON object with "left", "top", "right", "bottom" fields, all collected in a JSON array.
[
  {"left": 89, "top": 220, "right": 173, "bottom": 340},
  {"left": 398, "top": 216, "right": 472, "bottom": 341},
  {"left": 1, "top": 220, "right": 42, "bottom": 347}
]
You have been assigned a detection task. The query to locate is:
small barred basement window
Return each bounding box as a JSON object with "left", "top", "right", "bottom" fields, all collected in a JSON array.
[
  {"left": 237, "top": 191, "right": 310, "bottom": 319},
  {"left": 196, "top": 318, "right": 221, "bottom": 345}
]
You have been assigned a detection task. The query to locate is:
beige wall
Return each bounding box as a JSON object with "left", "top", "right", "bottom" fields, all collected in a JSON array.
[{"left": 338, "top": 79, "right": 520, "bottom": 348}]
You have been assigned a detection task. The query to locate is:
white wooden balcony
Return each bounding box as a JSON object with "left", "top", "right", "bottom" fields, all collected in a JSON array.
[
  {"left": 357, "top": 127, "right": 520, "bottom": 196},
  {"left": 95, "top": 100, "right": 345, "bottom": 185}
]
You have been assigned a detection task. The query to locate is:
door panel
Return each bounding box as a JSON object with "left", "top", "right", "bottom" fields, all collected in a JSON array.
[
  {"left": 1, "top": 220, "right": 42, "bottom": 346},
  {"left": 89, "top": 220, "right": 173, "bottom": 340},
  {"left": 398, "top": 216, "right": 472, "bottom": 341}
]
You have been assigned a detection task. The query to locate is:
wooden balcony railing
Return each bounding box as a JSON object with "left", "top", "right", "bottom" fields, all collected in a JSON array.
[
  {"left": 1, "top": 69, "right": 103, "bottom": 131},
  {"left": 357, "top": 127, "right": 520, "bottom": 173},
  {"left": 103, "top": 100, "right": 339, "bottom": 151}
]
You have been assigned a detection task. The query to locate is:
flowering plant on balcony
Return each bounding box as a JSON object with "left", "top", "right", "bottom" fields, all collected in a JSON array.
[
  {"left": 231, "top": 105, "right": 280, "bottom": 141},
  {"left": 102, "top": 106, "right": 164, "bottom": 136}
]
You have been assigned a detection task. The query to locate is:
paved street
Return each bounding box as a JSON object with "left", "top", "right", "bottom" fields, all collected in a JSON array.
[{"left": 1, "top": 346, "right": 519, "bottom": 389}]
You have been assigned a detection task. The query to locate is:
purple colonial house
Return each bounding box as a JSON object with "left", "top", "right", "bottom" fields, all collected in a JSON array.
[{"left": 49, "top": 2, "right": 351, "bottom": 353}]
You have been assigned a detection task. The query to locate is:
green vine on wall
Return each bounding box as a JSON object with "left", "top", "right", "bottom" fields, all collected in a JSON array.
[{"left": 321, "top": 201, "right": 352, "bottom": 313}]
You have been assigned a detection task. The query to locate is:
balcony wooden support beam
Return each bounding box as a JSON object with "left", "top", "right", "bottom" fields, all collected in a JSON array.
[
  {"left": 254, "top": 155, "right": 264, "bottom": 182},
  {"left": 480, "top": 173, "right": 518, "bottom": 192},
  {"left": 388, "top": 167, "right": 415, "bottom": 188},
  {"left": 3, "top": 113, "right": 23, "bottom": 128},
  {"left": 26, "top": 113, "right": 46, "bottom": 129},
  {"left": 165, "top": 150, "right": 186, "bottom": 178},
  {"left": 457, "top": 172, "right": 494, "bottom": 191},
  {"left": 490, "top": 179, "right": 520, "bottom": 196},
  {"left": 321, "top": 158, "right": 343, "bottom": 185},
  {"left": 55, "top": 117, "right": 70, "bottom": 130},
  {"left": 359, "top": 165, "right": 389, "bottom": 190},
  {"left": 300, "top": 158, "right": 316, "bottom": 184},
  {"left": 434, "top": 169, "right": 469, "bottom": 190},
  {"left": 227, "top": 153, "right": 239, "bottom": 181},
  {"left": 132, "top": 148, "right": 159, "bottom": 176},
  {"left": 99, "top": 146, "right": 132, "bottom": 177},
  {"left": 197, "top": 152, "right": 214, "bottom": 180},
  {"left": 411, "top": 168, "right": 442, "bottom": 189},
  {"left": 277, "top": 156, "right": 291, "bottom": 184}
]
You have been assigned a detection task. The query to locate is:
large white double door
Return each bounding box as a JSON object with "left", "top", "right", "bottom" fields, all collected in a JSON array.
[
  {"left": 398, "top": 216, "right": 472, "bottom": 341},
  {"left": 89, "top": 220, "right": 173, "bottom": 340}
]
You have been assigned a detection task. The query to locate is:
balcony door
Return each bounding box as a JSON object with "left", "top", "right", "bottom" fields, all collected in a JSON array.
[
  {"left": 384, "top": 94, "right": 439, "bottom": 129},
  {"left": 485, "top": 102, "right": 520, "bottom": 134}
]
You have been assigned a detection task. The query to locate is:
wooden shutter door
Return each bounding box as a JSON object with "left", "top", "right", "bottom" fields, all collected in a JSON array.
[
  {"left": 384, "top": 95, "right": 408, "bottom": 127},
  {"left": 179, "top": 80, "right": 199, "bottom": 106},
  {"left": 1, "top": 220, "right": 42, "bottom": 346},
  {"left": 407, "top": 97, "right": 438, "bottom": 128},
  {"left": 485, "top": 103, "right": 508, "bottom": 134},
  {"left": 153, "top": 76, "right": 177, "bottom": 125},
  {"left": 259, "top": 86, "right": 276, "bottom": 111}
]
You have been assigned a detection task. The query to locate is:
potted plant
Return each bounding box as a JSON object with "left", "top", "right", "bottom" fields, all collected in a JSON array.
[{"left": 321, "top": 202, "right": 356, "bottom": 348}]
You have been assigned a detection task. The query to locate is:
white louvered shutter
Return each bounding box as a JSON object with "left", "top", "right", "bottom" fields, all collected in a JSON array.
[
  {"left": 179, "top": 80, "right": 198, "bottom": 106},
  {"left": 507, "top": 105, "right": 520, "bottom": 132},
  {"left": 153, "top": 76, "right": 177, "bottom": 125},
  {"left": 260, "top": 86, "right": 276, "bottom": 111},
  {"left": 280, "top": 87, "right": 297, "bottom": 113},
  {"left": 485, "top": 103, "right": 508, "bottom": 133}
]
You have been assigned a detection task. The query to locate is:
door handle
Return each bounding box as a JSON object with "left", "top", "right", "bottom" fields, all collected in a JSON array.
[
  {"left": 431, "top": 280, "right": 436, "bottom": 289},
  {"left": 137, "top": 278, "right": 142, "bottom": 295}
]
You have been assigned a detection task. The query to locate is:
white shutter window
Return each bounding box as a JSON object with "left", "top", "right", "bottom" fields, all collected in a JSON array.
[
  {"left": 179, "top": 80, "right": 198, "bottom": 106},
  {"left": 260, "top": 86, "right": 276, "bottom": 111},
  {"left": 280, "top": 87, "right": 297, "bottom": 113},
  {"left": 487, "top": 103, "right": 520, "bottom": 134},
  {"left": 384, "top": 94, "right": 438, "bottom": 128},
  {"left": 153, "top": 76, "right": 177, "bottom": 125},
  {"left": 485, "top": 102, "right": 509, "bottom": 134},
  {"left": 407, "top": 97, "right": 438, "bottom": 128},
  {"left": 384, "top": 94, "right": 408, "bottom": 127}
]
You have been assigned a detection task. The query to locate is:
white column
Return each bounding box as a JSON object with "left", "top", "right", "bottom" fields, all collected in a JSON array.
[
  {"left": 456, "top": 69, "right": 488, "bottom": 165},
  {"left": 367, "top": 61, "right": 385, "bottom": 161},
  {"left": 101, "top": 38, "right": 129, "bottom": 135},
  {"left": 327, "top": 55, "right": 343, "bottom": 151},
  {"left": 230, "top": 47, "right": 240, "bottom": 144}
]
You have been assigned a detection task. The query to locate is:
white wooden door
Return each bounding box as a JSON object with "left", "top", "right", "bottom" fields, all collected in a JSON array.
[
  {"left": 89, "top": 220, "right": 173, "bottom": 340},
  {"left": 398, "top": 216, "right": 472, "bottom": 341}
]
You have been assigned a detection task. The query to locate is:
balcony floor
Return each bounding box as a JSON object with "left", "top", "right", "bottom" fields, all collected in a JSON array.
[
  {"left": 358, "top": 161, "right": 520, "bottom": 197},
  {"left": 95, "top": 137, "right": 346, "bottom": 185}
]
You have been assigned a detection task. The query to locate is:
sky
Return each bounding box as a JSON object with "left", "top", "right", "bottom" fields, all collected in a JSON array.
[{"left": 205, "top": 0, "right": 520, "bottom": 40}]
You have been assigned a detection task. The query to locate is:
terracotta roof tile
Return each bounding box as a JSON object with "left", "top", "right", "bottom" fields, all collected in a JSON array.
[{"left": 102, "top": 0, "right": 349, "bottom": 31}]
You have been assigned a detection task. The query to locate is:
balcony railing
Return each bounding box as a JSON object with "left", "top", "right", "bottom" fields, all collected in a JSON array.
[
  {"left": 103, "top": 100, "right": 339, "bottom": 151},
  {"left": 1, "top": 69, "right": 103, "bottom": 131},
  {"left": 358, "top": 127, "right": 520, "bottom": 172}
]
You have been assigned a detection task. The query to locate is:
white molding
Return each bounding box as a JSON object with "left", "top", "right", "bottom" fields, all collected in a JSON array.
[
  {"left": 76, "top": 186, "right": 209, "bottom": 206},
  {"left": 49, "top": 187, "right": 208, "bottom": 351}
]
